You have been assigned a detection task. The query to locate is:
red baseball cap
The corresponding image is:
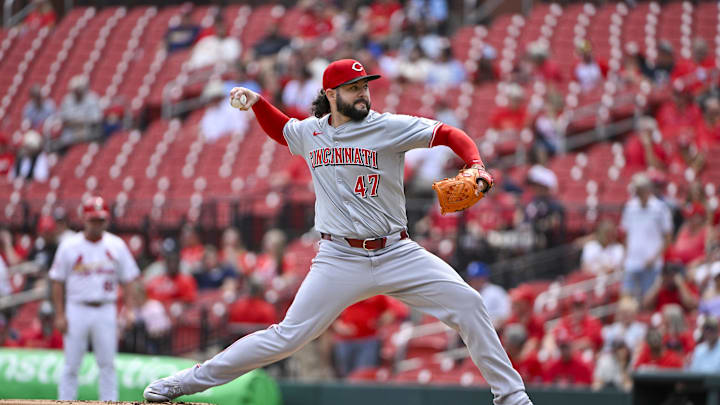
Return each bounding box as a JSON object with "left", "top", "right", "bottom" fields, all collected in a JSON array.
[
  {"left": 82, "top": 196, "right": 109, "bottom": 220},
  {"left": 36, "top": 215, "right": 56, "bottom": 234},
  {"left": 322, "top": 59, "right": 381, "bottom": 90}
]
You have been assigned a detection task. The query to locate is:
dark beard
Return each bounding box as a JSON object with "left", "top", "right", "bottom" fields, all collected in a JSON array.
[{"left": 337, "top": 94, "right": 370, "bottom": 121}]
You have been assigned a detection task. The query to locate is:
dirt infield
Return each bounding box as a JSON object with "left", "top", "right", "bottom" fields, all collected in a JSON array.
[{"left": 0, "top": 401, "right": 211, "bottom": 405}]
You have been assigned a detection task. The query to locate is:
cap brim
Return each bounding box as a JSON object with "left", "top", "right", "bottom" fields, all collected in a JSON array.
[{"left": 334, "top": 74, "right": 381, "bottom": 89}]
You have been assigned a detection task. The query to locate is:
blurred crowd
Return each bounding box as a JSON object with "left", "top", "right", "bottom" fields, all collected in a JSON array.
[{"left": 2, "top": 0, "right": 720, "bottom": 390}]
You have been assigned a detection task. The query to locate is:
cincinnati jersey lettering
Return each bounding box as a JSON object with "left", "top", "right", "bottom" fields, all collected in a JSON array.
[{"left": 308, "top": 147, "right": 378, "bottom": 169}]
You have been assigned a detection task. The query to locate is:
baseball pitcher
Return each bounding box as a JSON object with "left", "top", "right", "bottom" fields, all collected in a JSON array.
[{"left": 144, "top": 59, "right": 533, "bottom": 405}]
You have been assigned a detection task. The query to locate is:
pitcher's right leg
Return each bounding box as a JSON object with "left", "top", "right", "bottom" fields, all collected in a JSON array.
[{"left": 145, "top": 240, "right": 379, "bottom": 401}]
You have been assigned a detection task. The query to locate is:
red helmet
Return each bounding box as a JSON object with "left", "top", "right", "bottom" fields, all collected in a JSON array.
[{"left": 82, "top": 196, "right": 109, "bottom": 220}]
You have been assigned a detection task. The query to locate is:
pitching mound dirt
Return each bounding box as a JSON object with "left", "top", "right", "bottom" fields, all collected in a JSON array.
[{"left": 0, "top": 401, "right": 211, "bottom": 405}]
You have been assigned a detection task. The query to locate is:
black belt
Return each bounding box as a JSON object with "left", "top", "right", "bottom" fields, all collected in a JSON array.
[
  {"left": 81, "top": 301, "right": 111, "bottom": 307},
  {"left": 321, "top": 230, "right": 409, "bottom": 250}
]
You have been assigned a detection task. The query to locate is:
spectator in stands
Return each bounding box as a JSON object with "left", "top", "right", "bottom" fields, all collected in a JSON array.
[
  {"left": 0, "top": 135, "right": 15, "bottom": 178},
  {"left": 551, "top": 291, "right": 603, "bottom": 352},
  {"left": 643, "top": 262, "right": 699, "bottom": 313},
  {"left": 228, "top": 276, "right": 277, "bottom": 328},
  {"left": 688, "top": 317, "right": 720, "bottom": 372},
  {"left": 695, "top": 96, "right": 720, "bottom": 150},
  {"left": 0, "top": 314, "right": 21, "bottom": 347},
  {"left": 625, "top": 117, "right": 669, "bottom": 169},
  {"left": 396, "top": 45, "right": 431, "bottom": 83},
  {"left": 19, "top": 300, "right": 63, "bottom": 349},
  {"left": 132, "top": 283, "right": 171, "bottom": 355},
  {"left": 699, "top": 266, "right": 720, "bottom": 317},
  {"left": 645, "top": 40, "right": 676, "bottom": 84},
  {"left": 592, "top": 339, "right": 632, "bottom": 392},
  {"left": 466, "top": 261, "right": 510, "bottom": 328},
  {"left": 672, "top": 38, "right": 715, "bottom": 92},
  {"left": 188, "top": 22, "right": 241, "bottom": 70},
  {"left": 200, "top": 80, "right": 249, "bottom": 142},
  {"left": 23, "top": 85, "right": 55, "bottom": 130},
  {"left": 332, "top": 295, "right": 398, "bottom": 378},
  {"left": 602, "top": 297, "right": 646, "bottom": 353},
  {"left": 405, "top": 0, "right": 449, "bottom": 32},
  {"left": 252, "top": 229, "right": 288, "bottom": 287},
  {"left": 634, "top": 328, "right": 684, "bottom": 370},
  {"left": 296, "top": 1, "right": 334, "bottom": 40},
  {"left": 472, "top": 44, "right": 499, "bottom": 84},
  {"left": 543, "top": 330, "right": 593, "bottom": 386},
  {"left": 366, "top": 0, "right": 403, "bottom": 43},
  {"left": 11, "top": 130, "right": 48, "bottom": 183},
  {"left": 661, "top": 304, "right": 695, "bottom": 356},
  {"left": 179, "top": 224, "right": 204, "bottom": 273},
  {"left": 617, "top": 42, "right": 646, "bottom": 87},
  {"left": 573, "top": 40, "right": 606, "bottom": 92},
  {"left": 525, "top": 165, "right": 565, "bottom": 249},
  {"left": 621, "top": 173, "right": 673, "bottom": 300},
  {"left": 505, "top": 286, "right": 545, "bottom": 355},
  {"left": 282, "top": 66, "right": 321, "bottom": 119},
  {"left": 667, "top": 203, "right": 710, "bottom": 266},
  {"left": 52, "top": 208, "right": 75, "bottom": 244},
  {"left": 526, "top": 41, "right": 563, "bottom": 85},
  {"left": 426, "top": 45, "right": 466, "bottom": 89},
  {"left": 24, "top": 0, "right": 56, "bottom": 29},
  {"left": 490, "top": 84, "right": 528, "bottom": 133},
  {"left": 193, "top": 245, "right": 237, "bottom": 293},
  {"left": 0, "top": 228, "right": 21, "bottom": 267},
  {"left": 164, "top": 10, "right": 200, "bottom": 53},
  {"left": 144, "top": 239, "right": 198, "bottom": 305},
  {"left": 655, "top": 83, "right": 702, "bottom": 140},
  {"left": 0, "top": 252, "right": 10, "bottom": 298},
  {"left": 21, "top": 215, "right": 61, "bottom": 289},
  {"left": 253, "top": 24, "right": 291, "bottom": 58},
  {"left": 532, "top": 91, "right": 566, "bottom": 155},
  {"left": 502, "top": 324, "right": 543, "bottom": 384},
  {"left": 580, "top": 220, "right": 625, "bottom": 275},
  {"left": 219, "top": 227, "right": 249, "bottom": 275},
  {"left": 59, "top": 76, "right": 101, "bottom": 148}
]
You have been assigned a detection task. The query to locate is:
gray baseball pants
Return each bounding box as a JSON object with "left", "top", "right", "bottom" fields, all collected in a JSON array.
[{"left": 178, "top": 237, "right": 532, "bottom": 405}]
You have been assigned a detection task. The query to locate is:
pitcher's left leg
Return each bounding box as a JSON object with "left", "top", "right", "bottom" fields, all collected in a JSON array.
[
  {"left": 378, "top": 241, "right": 532, "bottom": 405},
  {"left": 90, "top": 304, "right": 118, "bottom": 401}
]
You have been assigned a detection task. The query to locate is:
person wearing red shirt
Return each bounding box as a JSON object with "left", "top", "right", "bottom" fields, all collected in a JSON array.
[
  {"left": 695, "top": 96, "right": 720, "bottom": 150},
  {"left": 180, "top": 224, "right": 204, "bottom": 273},
  {"left": 667, "top": 203, "right": 710, "bottom": 266},
  {"left": 643, "top": 262, "right": 699, "bottom": 313},
  {"left": 624, "top": 116, "right": 671, "bottom": 169},
  {"left": 332, "top": 295, "right": 403, "bottom": 377},
  {"left": 24, "top": 0, "right": 56, "bottom": 29},
  {"left": 490, "top": 84, "right": 528, "bottom": 132},
  {"left": 296, "top": 3, "right": 333, "bottom": 39},
  {"left": 367, "top": 0, "right": 402, "bottom": 41},
  {"left": 671, "top": 38, "right": 716, "bottom": 93},
  {"left": 502, "top": 323, "right": 544, "bottom": 384},
  {"left": 543, "top": 331, "right": 593, "bottom": 386},
  {"left": 19, "top": 301, "right": 63, "bottom": 349},
  {"left": 660, "top": 304, "right": 696, "bottom": 357},
  {"left": 0, "top": 135, "right": 14, "bottom": 177},
  {"left": 145, "top": 243, "right": 197, "bottom": 305},
  {"left": 228, "top": 278, "right": 277, "bottom": 327},
  {"left": 505, "top": 286, "right": 545, "bottom": 355},
  {"left": 552, "top": 292, "right": 603, "bottom": 352},
  {"left": 655, "top": 86, "right": 703, "bottom": 140},
  {"left": 634, "top": 328, "right": 684, "bottom": 370}
]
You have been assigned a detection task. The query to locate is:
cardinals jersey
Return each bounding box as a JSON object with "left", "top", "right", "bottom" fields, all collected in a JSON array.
[{"left": 49, "top": 232, "right": 140, "bottom": 303}]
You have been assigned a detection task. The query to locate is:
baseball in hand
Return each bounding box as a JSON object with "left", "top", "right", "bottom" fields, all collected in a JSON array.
[{"left": 231, "top": 94, "right": 247, "bottom": 109}]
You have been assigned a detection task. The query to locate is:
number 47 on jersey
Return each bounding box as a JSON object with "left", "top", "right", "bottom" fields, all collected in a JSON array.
[{"left": 354, "top": 174, "right": 380, "bottom": 198}]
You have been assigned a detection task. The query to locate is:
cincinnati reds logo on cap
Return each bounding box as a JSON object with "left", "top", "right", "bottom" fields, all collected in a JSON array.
[{"left": 323, "top": 59, "right": 382, "bottom": 90}]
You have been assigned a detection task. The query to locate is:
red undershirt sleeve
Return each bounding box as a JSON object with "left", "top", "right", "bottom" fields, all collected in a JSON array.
[
  {"left": 430, "top": 123, "right": 484, "bottom": 168},
  {"left": 251, "top": 96, "right": 290, "bottom": 146}
]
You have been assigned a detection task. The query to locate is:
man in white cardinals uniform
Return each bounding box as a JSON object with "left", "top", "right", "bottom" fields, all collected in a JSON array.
[{"left": 50, "top": 196, "right": 140, "bottom": 401}]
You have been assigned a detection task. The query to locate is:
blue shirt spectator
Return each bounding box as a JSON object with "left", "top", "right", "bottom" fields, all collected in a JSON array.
[
  {"left": 688, "top": 318, "right": 720, "bottom": 373},
  {"left": 23, "top": 85, "right": 55, "bottom": 129}
]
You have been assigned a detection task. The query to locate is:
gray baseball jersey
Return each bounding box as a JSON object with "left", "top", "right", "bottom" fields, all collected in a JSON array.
[{"left": 283, "top": 110, "right": 441, "bottom": 238}]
